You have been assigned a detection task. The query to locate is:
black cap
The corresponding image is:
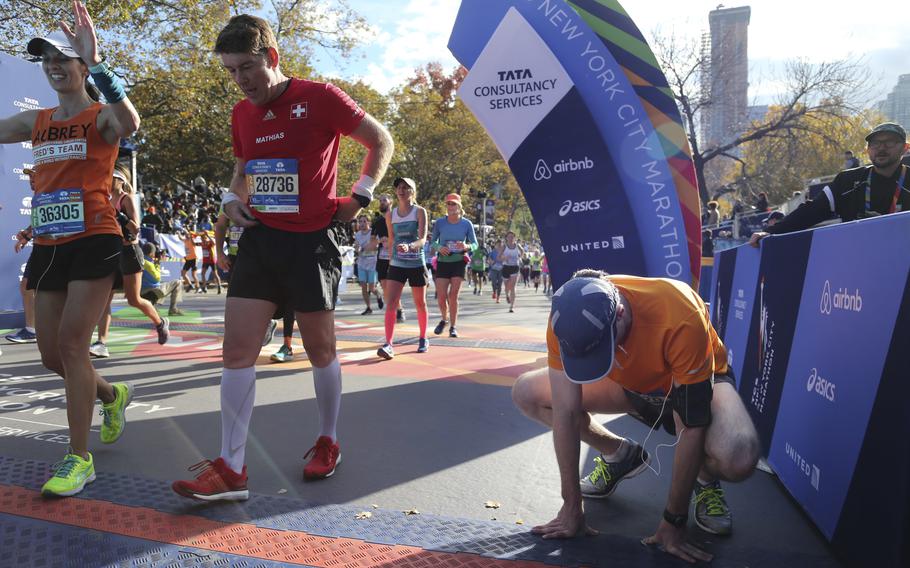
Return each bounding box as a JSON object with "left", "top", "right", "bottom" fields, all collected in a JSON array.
[{"left": 865, "top": 122, "right": 906, "bottom": 142}]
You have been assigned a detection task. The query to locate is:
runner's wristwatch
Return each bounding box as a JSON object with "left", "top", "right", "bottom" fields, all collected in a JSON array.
[{"left": 663, "top": 509, "right": 688, "bottom": 528}]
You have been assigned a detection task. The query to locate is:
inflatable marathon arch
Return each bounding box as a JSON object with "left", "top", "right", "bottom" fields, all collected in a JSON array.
[{"left": 448, "top": 0, "right": 702, "bottom": 290}]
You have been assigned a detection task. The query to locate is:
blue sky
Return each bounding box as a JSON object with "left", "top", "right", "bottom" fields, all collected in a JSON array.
[{"left": 312, "top": 0, "right": 908, "bottom": 107}]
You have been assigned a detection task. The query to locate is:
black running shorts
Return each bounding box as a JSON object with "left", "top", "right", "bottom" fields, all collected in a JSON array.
[
  {"left": 227, "top": 224, "right": 341, "bottom": 313},
  {"left": 502, "top": 265, "right": 520, "bottom": 278},
  {"left": 623, "top": 373, "right": 734, "bottom": 436},
  {"left": 182, "top": 259, "right": 197, "bottom": 271},
  {"left": 386, "top": 265, "right": 427, "bottom": 287},
  {"left": 120, "top": 243, "right": 144, "bottom": 276},
  {"left": 376, "top": 258, "right": 390, "bottom": 281},
  {"left": 26, "top": 234, "right": 121, "bottom": 292},
  {"left": 22, "top": 250, "right": 34, "bottom": 281},
  {"left": 435, "top": 260, "right": 466, "bottom": 280}
]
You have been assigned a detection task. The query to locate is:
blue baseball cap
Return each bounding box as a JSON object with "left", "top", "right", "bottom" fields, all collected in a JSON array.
[{"left": 551, "top": 277, "right": 620, "bottom": 383}]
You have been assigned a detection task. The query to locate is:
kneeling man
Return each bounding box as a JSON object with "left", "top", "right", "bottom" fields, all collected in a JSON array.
[{"left": 512, "top": 269, "right": 759, "bottom": 563}]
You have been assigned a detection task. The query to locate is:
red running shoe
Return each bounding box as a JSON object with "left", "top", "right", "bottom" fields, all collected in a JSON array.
[
  {"left": 303, "top": 436, "right": 341, "bottom": 479},
  {"left": 172, "top": 458, "right": 249, "bottom": 501}
]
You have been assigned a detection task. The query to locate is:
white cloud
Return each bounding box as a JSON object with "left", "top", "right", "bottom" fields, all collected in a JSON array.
[
  {"left": 330, "top": 0, "right": 908, "bottom": 100},
  {"left": 353, "top": 0, "right": 462, "bottom": 93}
]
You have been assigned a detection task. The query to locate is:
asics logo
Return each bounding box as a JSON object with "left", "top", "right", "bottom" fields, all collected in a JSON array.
[
  {"left": 806, "top": 367, "right": 835, "bottom": 402},
  {"left": 558, "top": 199, "right": 601, "bottom": 217}
]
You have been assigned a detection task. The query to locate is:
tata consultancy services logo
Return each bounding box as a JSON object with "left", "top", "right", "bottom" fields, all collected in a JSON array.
[
  {"left": 806, "top": 367, "right": 835, "bottom": 402},
  {"left": 820, "top": 280, "right": 832, "bottom": 314},
  {"left": 558, "top": 199, "right": 601, "bottom": 217},
  {"left": 534, "top": 159, "right": 552, "bottom": 181}
]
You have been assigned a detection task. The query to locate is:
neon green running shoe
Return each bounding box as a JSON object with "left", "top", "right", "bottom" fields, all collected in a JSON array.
[
  {"left": 100, "top": 382, "right": 134, "bottom": 444},
  {"left": 41, "top": 451, "right": 96, "bottom": 497}
]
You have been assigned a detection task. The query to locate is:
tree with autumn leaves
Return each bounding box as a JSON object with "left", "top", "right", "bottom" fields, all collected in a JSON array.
[{"left": 0, "top": 1, "right": 533, "bottom": 238}]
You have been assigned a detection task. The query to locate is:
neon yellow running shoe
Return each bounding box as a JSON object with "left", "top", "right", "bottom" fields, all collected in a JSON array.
[
  {"left": 41, "top": 452, "right": 95, "bottom": 497},
  {"left": 100, "top": 382, "right": 134, "bottom": 444}
]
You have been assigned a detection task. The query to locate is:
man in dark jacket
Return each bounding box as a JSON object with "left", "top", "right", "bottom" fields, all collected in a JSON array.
[{"left": 751, "top": 122, "right": 910, "bottom": 246}]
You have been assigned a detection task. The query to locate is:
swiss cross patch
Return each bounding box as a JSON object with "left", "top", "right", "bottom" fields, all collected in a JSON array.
[{"left": 290, "top": 102, "right": 308, "bottom": 120}]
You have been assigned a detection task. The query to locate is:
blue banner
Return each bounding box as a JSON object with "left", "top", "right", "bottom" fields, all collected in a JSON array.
[
  {"left": 768, "top": 214, "right": 910, "bottom": 539},
  {"left": 449, "top": 1, "right": 694, "bottom": 289},
  {"left": 737, "top": 231, "right": 813, "bottom": 454},
  {"left": 0, "top": 53, "right": 56, "bottom": 312},
  {"left": 710, "top": 249, "right": 734, "bottom": 340},
  {"left": 719, "top": 246, "right": 761, "bottom": 389}
]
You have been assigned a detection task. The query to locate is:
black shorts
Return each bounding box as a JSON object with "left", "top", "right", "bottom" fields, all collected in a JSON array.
[
  {"left": 502, "top": 265, "right": 520, "bottom": 278},
  {"left": 183, "top": 259, "right": 197, "bottom": 271},
  {"left": 530, "top": 270, "right": 541, "bottom": 279},
  {"left": 376, "top": 258, "right": 390, "bottom": 281},
  {"left": 227, "top": 224, "right": 341, "bottom": 313},
  {"left": 386, "top": 265, "right": 427, "bottom": 287},
  {"left": 26, "top": 234, "right": 121, "bottom": 292},
  {"left": 22, "top": 250, "right": 34, "bottom": 281},
  {"left": 120, "top": 243, "right": 144, "bottom": 275},
  {"left": 623, "top": 373, "right": 734, "bottom": 436},
  {"left": 435, "top": 260, "right": 466, "bottom": 280}
]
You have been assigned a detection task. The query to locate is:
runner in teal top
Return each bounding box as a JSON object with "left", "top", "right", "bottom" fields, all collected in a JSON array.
[
  {"left": 429, "top": 193, "right": 477, "bottom": 338},
  {"left": 377, "top": 177, "right": 430, "bottom": 360}
]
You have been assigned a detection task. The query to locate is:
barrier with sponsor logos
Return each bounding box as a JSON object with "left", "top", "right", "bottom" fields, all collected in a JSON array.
[
  {"left": 710, "top": 211, "right": 910, "bottom": 568},
  {"left": 448, "top": 0, "right": 702, "bottom": 290},
  {"left": 0, "top": 53, "right": 57, "bottom": 314}
]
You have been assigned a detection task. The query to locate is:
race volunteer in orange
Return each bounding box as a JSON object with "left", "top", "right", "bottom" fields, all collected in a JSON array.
[
  {"left": 0, "top": 1, "right": 140, "bottom": 497},
  {"left": 172, "top": 14, "right": 393, "bottom": 501},
  {"left": 511, "top": 270, "right": 760, "bottom": 564}
]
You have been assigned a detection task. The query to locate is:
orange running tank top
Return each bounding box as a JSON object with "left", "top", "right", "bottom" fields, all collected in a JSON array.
[{"left": 31, "top": 103, "right": 121, "bottom": 245}]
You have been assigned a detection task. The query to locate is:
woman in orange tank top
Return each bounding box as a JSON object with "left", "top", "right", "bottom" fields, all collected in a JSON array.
[{"left": 0, "top": 2, "right": 140, "bottom": 497}]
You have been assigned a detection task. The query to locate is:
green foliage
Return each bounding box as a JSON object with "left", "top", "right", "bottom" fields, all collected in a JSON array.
[
  {"left": 386, "top": 63, "right": 525, "bottom": 235},
  {"left": 0, "top": 2, "right": 532, "bottom": 236},
  {"left": 733, "top": 106, "right": 886, "bottom": 206},
  {"left": 0, "top": 0, "right": 367, "bottom": 189}
]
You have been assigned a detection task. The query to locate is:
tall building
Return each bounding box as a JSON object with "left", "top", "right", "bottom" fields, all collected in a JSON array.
[
  {"left": 700, "top": 5, "right": 751, "bottom": 150},
  {"left": 878, "top": 74, "right": 910, "bottom": 129}
]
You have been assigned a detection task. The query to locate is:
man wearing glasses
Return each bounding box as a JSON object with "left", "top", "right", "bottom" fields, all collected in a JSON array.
[
  {"left": 751, "top": 122, "right": 910, "bottom": 246},
  {"left": 511, "top": 270, "right": 759, "bottom": 563}
]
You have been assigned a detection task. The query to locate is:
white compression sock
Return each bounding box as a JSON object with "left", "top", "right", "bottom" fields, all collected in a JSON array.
[
  {"left": 312, "top": 356, "right": 342, "bottom": 441},
  {"left": 220, "top": 366, "right": 256, "bottom": 474}
]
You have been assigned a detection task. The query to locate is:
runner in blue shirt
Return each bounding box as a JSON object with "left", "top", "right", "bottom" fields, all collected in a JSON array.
[{"left": 429, "top": 193, "right": 477, "bottom": 338}]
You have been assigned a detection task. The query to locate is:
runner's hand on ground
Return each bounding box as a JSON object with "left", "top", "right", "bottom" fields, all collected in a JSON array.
[
  {"left": 531, "top": 504, "right": 598, "bottom": 539},
  {"left": 642, "top": 521, "right": 713, "bottom": 564}
]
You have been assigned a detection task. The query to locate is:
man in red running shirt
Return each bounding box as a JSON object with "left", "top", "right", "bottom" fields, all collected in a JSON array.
[{"left": 173, "top": 14, "right": 393, "bottom": 501}]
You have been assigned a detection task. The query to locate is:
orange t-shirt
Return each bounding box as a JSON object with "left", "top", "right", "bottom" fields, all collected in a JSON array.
[
  {"left": 547, "top": 276, "right": 728, "bottom": 394},
  {"left": 183, "top": 234, "right": 198, "bottom": 261},
  {"left": 31, "top": 103, "right": 120, "bottom": 245}
]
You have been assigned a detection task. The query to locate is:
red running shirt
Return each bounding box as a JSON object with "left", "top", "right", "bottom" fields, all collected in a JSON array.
[{"left": 231, "top": 79, "right": 365, "bottom": 232}]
